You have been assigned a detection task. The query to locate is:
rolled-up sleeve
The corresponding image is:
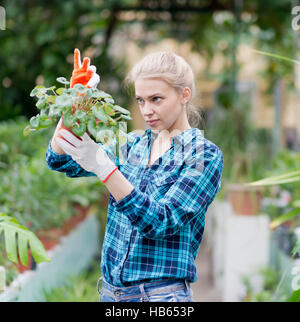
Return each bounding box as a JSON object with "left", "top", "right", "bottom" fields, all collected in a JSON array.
[{"left": 111, "top": 146, "right": 223, "bottom": 239}]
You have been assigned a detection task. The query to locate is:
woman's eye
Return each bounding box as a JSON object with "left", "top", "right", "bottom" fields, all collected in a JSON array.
[
  {"left": 136, "top": 97, "right": 162, "bottom": 104},
  {"left": 153, "top": 97, "right": 162, "bottom": 102}
]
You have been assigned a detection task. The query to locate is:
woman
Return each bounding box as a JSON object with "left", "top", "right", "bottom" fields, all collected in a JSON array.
[{"left": 46, "top": 49, "right": 224, "bottom": 302}]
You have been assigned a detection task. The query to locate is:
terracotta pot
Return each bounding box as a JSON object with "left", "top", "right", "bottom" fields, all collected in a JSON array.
[
  {"left": 226, "top": 183, "right": 264, "bottom": 215},
  {"left": 62, "top": 204, "right": 89, "bottom": 235},
  {"left": 36, "top": 227, "right": 64, "bottom": 250}
]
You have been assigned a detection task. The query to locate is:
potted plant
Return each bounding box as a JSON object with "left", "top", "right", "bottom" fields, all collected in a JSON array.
[
  {"left": 226, "top": 148, "right": 267, "bottom": 215},
  {"left": 24, "top": 76, "right": 131, "bottom": 147},
  {"left": 208, "top": 77, "right": 271, "bottom": 215}
]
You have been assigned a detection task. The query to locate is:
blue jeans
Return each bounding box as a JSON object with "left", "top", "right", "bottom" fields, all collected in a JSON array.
[{"left": 97, "top": 277, "right": 194, "bottom": 302}]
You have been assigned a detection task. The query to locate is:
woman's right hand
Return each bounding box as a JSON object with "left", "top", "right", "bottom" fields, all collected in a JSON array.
[{"left": 51, "top": 116, "right": 75, "bottom": 154}]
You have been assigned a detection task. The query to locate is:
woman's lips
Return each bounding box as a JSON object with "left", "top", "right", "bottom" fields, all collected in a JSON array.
[{"left": 147, "top": 119, "right": 159, "bottom": 126}]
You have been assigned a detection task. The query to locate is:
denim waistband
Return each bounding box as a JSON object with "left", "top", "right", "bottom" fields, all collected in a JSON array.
[{"left": 97, "top": 277, "right": 189, "bottom": 298}]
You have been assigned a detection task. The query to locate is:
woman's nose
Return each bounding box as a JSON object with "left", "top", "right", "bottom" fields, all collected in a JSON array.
[{"left": 143, "top": 101, "right": 154, "bottom": 115}]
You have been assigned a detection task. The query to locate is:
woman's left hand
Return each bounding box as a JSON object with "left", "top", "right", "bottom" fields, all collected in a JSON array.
[{"left": 55, "top": 129, "right": 117, "bottom": 182}]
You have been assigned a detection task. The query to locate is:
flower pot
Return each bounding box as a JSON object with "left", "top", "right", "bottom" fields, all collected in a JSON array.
[
  {"left": 226, "top": 183, "right": 264, "bottom": 215},
  {"left": 36, "top": 227, "right": 64, "bottom": 250},
  {"left": 62, "top": 204, "right": 90, "bottom": 235}
]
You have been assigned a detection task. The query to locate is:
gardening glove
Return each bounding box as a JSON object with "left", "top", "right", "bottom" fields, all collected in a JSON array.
[
  {"left": 70, "top": 48, "right": 100, "bottom": 88},
  {"left": 55, "top": 129, "right": 118, "bottom": 183}
]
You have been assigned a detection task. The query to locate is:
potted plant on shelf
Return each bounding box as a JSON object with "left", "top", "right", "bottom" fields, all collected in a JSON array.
[
  {"left": 226, "top": 149, "right": 266, "bottom": 215},
  {"left": 208, "top": 77, "right": 272, "bottom": 215}
]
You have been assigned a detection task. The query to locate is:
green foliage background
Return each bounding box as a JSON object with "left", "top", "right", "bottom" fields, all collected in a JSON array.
[{"left": 0, "top": 0, "right": 297, "bottom": 122}]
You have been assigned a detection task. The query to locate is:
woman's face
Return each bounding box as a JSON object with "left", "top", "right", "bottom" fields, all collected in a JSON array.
[{"left": 134, "top": 77, "right": 189, "bottom": 134}]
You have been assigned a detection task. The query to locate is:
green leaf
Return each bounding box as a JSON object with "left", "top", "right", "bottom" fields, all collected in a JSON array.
[
  {"left": 63, "top": 111, "right": 77, "bottom": 127},
  {"left": 92, "top": 104, "right": 109, "bottom": 123},
  {"left": 56, "top": 87, "right": 66, "bottom": 95},
  {"left": 46, "top": 95, "right": 56, "bottom": 104},
  {"left": 30, "top": 88, "right": 39, "bottom": 97},
  {"left": 107, "top": 115, "right": 117, "bottom": 125},
  {"left": 104, "top": 97, "right": 115, "bottom": 104},
  {"left": 46, "top": 86, "right": 56, "bottom": 92},
  {"left": 292, "top": 199, "right": 300, "bottom": 208},
  {"left": 103, "top": 102, "right": 114, "bottom": 114},
  {"left": 56, "top": 77, "right": 70, "bottom": 85},
  {"left": 72, "top": 122, "right": 86, "bottom": 137},
  {"left": 252, "top": 49, "right": 300, "bottom": 65},
  {"left": 18, "top": 233, "right": 29, "bottom": 266},
  {"left": 247, "top": 169, "right": 300, "bottom": 186},
  {"left": 120, "top": 114, "right": 132, "bottom": 120},
  {"left": 29, "top": 115, "right": 40, "bottom": 128},
  {"left": 4, "top": 227, "right": 18, "bottom": 263},
  {"left": 87, "top": 118, "right": 97, "bottom": 137},
  {"left": 39, "top": 116, "right": 53, "bottom": 128},
  {"left": 0, "top": 213, "right": 50, "bottom": 265},
  {"left": 113, "top": 105, "right": 130, "bottom": 115},
  {"left": 270, "top": 208, "right": 300, "bottom": 230},
  {"left": 23, "top": 125, "right": 37, "bottom": 136},
  {"left": 36, "top": 97, "right": 48, "bottom": 110},
  {"left": 48, "top": 105, "right": 62, "bottom": 118},
  {"left": 87, "top": 88, "right": 102, "bottom": 99},
  {"left": 74, "top": 110, "right": 86, "bottom": 120},
  {"left": 98, "top": 90, "right": 112, "bottom": 99},
  {"left": 287, "top": 289, "right": 300, "bottom": 302},
  {"left": 55, "top": 95, "right": 73, "bottom": 108},
  {"left": 30, "top": 85, "right": 46, "bottom": 97},
  {"left": 28, "top": 234, "right": 51, "bottom": 264}
]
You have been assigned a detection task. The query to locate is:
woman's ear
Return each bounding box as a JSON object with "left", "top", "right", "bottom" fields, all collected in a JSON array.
[{"left": 181, "top": 87, "right": 191, "bottom": 105}]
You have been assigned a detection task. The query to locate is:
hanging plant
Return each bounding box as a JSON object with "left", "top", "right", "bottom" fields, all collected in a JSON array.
[{"left": 24, "top": 76, "right": 132, "bottom": 144}]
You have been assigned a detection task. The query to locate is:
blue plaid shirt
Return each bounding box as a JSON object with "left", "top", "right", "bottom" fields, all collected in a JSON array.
[{"left": 46, "top": 127, "right": 223, "bottom": 287}]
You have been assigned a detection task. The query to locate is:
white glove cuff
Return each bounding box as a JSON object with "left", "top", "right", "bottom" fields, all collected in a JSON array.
[{"left": 94, "top": 147, "right": 118, "bottom": 182}]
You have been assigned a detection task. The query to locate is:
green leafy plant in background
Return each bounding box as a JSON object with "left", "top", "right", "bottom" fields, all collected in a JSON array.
[
  {"left": 0, "top": 149, "right": 104, "bottom": 232},
  {"left": 0, "top": 117, "right": 54, "bottom": 170},
  {"left": 247, "top": 49, "right": 300, "bottom": 301},
  {"left": 24, "top": 77, "right": 131, "bottom": 144},
  {"left": 242, "top": 267, "right": 286, "bottom": 302},
  {"left": 248, "top": 50, "right": 300, "bottom": 230},
  {"left": 0, "top": 213, "right": 50, "bottom": 266}
]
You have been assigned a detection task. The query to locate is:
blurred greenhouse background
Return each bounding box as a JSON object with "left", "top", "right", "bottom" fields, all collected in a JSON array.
[{"left": 0, "top": 0, "right": 300, "bottom": 302}]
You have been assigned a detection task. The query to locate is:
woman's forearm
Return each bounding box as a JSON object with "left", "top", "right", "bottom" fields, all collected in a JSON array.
[{"left": 103, "top": 169, "right": 134, "bottom": 202}]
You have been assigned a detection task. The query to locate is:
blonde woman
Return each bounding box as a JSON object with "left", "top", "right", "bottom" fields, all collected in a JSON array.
[{"left": 46, "top": 50, "right": 223, "bottom": 302}]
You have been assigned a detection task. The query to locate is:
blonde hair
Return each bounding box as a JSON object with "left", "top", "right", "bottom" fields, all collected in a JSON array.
[{"left": 123, "top": 51, "right": 203, "bottom": 128}]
